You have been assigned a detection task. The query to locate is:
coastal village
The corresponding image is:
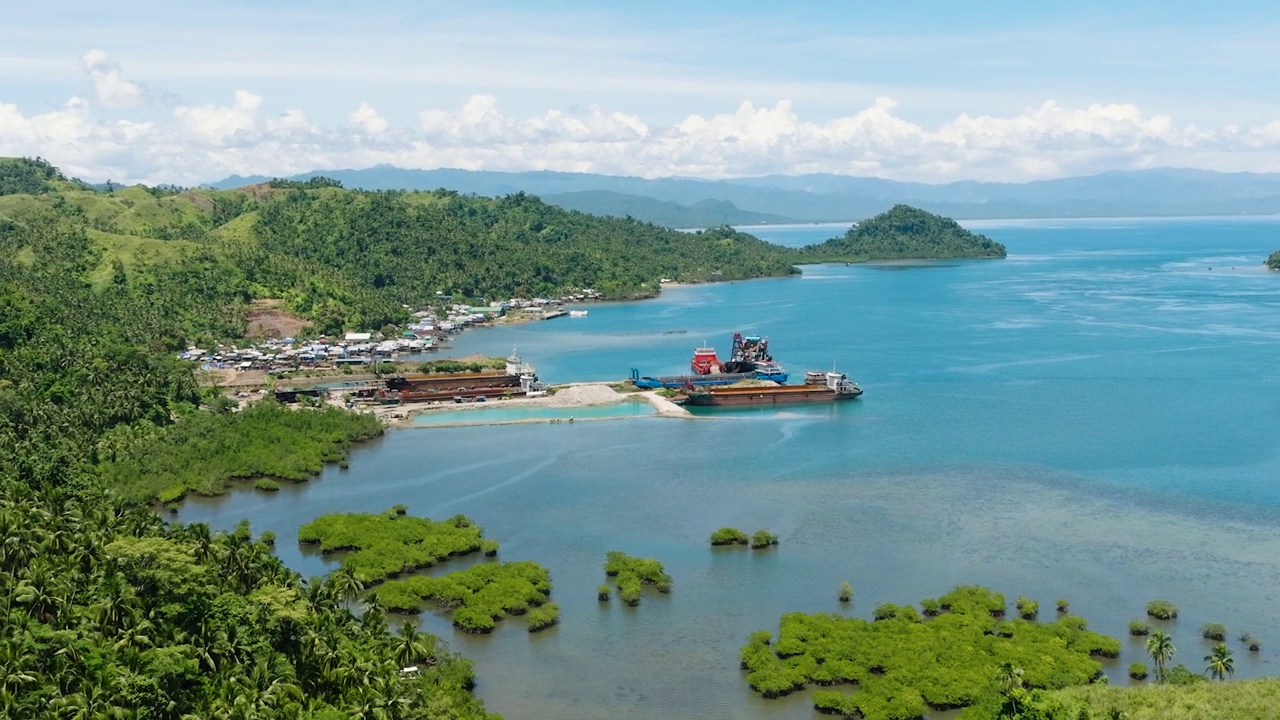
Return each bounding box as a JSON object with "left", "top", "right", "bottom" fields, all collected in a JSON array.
[{"left": 180, "top": 291, "right": 600, "bottom": 372}]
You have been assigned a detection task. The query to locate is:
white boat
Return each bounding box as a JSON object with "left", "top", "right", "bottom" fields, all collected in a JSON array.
[{"left": 569, "top": 310, "right": 589, "bottom": 317}]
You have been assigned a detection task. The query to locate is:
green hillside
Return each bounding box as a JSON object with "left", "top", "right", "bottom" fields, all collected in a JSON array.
[
  {"left": 803, "top": 204, "right": 1007, "bottom": 260},
  {"left": 0, "top": 158, "right": 803, "bottom": 337}
]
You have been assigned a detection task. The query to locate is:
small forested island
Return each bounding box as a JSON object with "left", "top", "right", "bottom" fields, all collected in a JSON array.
[
  {"left": 801, "top": 204, "right": 1007, "bottom": 261},
  {"left": 297, "top": 508, "right": 489, "bottom": 582},
  {"left": 710, "top": 527, "right": 752, "bottom": 545},
  {"left": 1268, "top": 250, "right": 1280, "bottom": 270},
  {"left": 299, "top": 509, "right": 554, "bottom": 633},
  {"left": 603, "top": 551, "right": 672, "bottom": 605},
  {"left": 710, "top": 527, "right": 780, "bottom": 549},
  {"left": 373, "top": 562, "right": 556, "bottom": 633}
]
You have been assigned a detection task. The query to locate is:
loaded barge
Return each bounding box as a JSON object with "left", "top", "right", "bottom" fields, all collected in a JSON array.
[
  {"left": 633, "top": 333, "right": 790, "bottom": 389},
  {"left": 678, "top": 371, "right": 862, "bottom": 407},
  {"left": 630, "top": 363, "right": 788, "bottom": 389}
]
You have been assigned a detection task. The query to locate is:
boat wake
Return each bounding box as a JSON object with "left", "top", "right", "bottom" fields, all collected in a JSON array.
[{"left": 428, "top": 453, "right": 562, "bottom": 515}]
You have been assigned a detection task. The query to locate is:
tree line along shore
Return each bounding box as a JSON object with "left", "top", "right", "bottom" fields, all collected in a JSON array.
[{"left": 1, "top": 155, "right": 1274, "bottom": 719}]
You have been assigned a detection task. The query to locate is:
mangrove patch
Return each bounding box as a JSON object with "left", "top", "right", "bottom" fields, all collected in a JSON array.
[
  {"left": 297, "top": 508, "right": 488, "bottom": 584},
  {"left": 371, "top": 560, "right": 553, "bottom": 634},
  {"left": 603, "top": 551, "right": 672, "bottom": 606},
  {"left": 740, "top": 585, "right": 1121, "bottom": 720}
]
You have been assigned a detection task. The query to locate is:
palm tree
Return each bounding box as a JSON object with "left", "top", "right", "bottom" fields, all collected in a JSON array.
[
  {"left": 330, "top": 565, "right": 364, "bottom": 606},
  {"left": 996, "top": 661, "right": 1024, "bottom": 694},
  {"left": 995, "top": 661, "right": 1025, "bottom": 715},
  {"left": 1205, "top": 643, "right": 1235, "bottom": 681},
  {"left": 394, "top": 620, "right": 434, "bottom": 668},
  {"left": 1147, "top": 630, "right": 1176, "bottom": 681}
]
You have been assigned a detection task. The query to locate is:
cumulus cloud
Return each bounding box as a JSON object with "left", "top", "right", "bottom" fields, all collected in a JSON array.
[
  {"left": 80, "top": 50, "right": 149, "bottom": 109},
  {"left": 6, "top": 76, "right": 1280, "bottom": 186},
  {"left": 174, "top": 90, "right": 266, "bottom": 144},
  {"left": 349, "top": 103, "right": 389, "bottom": 135}
]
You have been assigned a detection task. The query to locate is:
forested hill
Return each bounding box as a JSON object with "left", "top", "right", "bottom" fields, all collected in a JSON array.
[
  {"left": 0, "top": 158, "right": 799, "bottom": 337},
  {"left": 1268, "top": 250, "right": 1279, "bottom": 270},
  {"left": 0, "top": 156, "right": 93, "bottom": 195},
  {"left": 250, "top": 188, "right": 799, "bottom": 306},
  {"left": 801, "top": 204, "right": 1007, "bottom": 260}
]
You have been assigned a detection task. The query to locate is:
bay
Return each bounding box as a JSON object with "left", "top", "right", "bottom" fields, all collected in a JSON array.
[{"left": 178, "top": 216, "right": 1280, "bottom": 719}]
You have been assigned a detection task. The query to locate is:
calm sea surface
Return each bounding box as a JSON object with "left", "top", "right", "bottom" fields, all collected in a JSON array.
[{"left": 179, "top": 217, "right": 1280, "bottom": 719}]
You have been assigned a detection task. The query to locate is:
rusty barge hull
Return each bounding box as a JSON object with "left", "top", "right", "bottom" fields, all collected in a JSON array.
[
  {"left": 386, "top": 373, "right": 520, "bottom": 392},
  {"left": 680, "top": 385, "right": 862, "bottom": 407}
]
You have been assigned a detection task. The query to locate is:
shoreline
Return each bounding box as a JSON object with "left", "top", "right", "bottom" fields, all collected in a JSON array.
[{"left": 368, "top": 383, "right": 692, "bottom": 428}]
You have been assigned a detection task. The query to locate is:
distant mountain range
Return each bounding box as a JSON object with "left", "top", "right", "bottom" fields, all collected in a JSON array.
[
  {"left": 539, "top": 191, "right": 794, "bottom": 227},
  {"left": 209, "top": 166, "right": 1280, "bottom": 227}
]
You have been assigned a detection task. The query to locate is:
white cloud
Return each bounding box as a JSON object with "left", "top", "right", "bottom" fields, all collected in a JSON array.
[
  {"left": 7, "top": 75, "right": 1280, "bottom": 186},
  {"left": 173, "top": 90, "right": 264, "bottom": 144},
  {"left": 349, "top": 103, "right": 388, "bottom": 135},
  {"left": 80, "top": 49, "right": 148, "bottom": 109}
]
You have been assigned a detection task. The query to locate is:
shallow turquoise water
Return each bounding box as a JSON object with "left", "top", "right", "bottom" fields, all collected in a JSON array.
[
  {"left": 413, "top": 399, "right": 655, "bottom": 426},
  {"left": 179, "top": 217, "right": 1280, "bottom": 720}
]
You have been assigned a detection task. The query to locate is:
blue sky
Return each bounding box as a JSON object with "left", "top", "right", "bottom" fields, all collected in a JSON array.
[{"left": 3, "top": 1, "right": 1279, "bottom": 184}]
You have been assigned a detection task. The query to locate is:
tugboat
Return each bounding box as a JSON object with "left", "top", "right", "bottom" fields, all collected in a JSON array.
[
  {"left": 691, "top": 345, "right": 720, "bottom": 375},
  {"left": 678, "top": 370, "right": 862, "bottom": 407}
]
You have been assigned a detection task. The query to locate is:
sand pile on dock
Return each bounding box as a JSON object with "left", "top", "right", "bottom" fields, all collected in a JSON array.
[{"left": 547, "top": 384, "right": 621, "bottom": 407}]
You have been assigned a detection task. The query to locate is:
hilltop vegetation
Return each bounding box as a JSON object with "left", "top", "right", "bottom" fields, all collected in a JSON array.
[
  {"left": 250, "top": 188, "right": 798, "bottom": 304},
  {"left": 0, "top": 156, "right": 93, "bottom": 195},
  {"left": 803, "top": 204, "right": 1007, "bottom": 260}
]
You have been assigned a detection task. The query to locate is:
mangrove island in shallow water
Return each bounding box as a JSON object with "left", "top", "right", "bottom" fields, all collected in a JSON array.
[{"left": 741, "top": 586, "right": 1119, "bottom": 719}]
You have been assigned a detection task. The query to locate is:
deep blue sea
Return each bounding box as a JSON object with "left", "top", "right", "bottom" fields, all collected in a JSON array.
[{"left": 180, "top": 217, "right": 1280, "bottom": 720}]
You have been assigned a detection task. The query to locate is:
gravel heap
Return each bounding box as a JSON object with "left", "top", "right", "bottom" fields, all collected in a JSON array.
[{"left": 546, "top": 384, "right": 622, "bottom": 407}]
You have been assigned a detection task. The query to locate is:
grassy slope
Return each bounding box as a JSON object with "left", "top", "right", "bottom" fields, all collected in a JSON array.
[
  {"left": 1051, "top": 677, "right": 1280, "bottom": 719},
  {"left": 1, "top": 185, "right": 223, "bottom": 286},
  {"left": 206, "top": 210, "right": 259, "bottom": 244},
  {"left": 0, "top": 192, "right": 48, "bottom": 216},
  {"left": 86, "top": 229, "right": 197, "bottom": 287}
]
